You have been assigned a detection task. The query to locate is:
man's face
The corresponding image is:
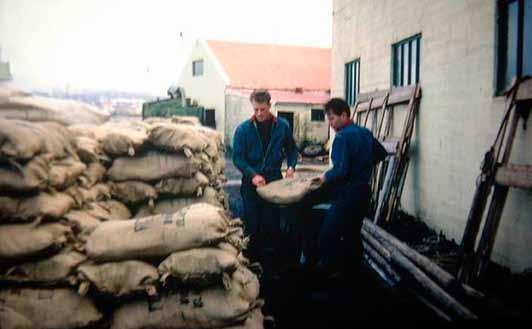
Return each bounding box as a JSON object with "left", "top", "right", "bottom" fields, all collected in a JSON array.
[
  {"left": 327, "top": 111, "right": 349, "bottom": 132},
  {"left": 252, "top": 101, "right": 271, "bottom": 122}
]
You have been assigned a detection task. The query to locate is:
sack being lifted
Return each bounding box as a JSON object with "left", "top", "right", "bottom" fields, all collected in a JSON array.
[{"left": 256, "top": 176, "right": 322, "bottom": 205}]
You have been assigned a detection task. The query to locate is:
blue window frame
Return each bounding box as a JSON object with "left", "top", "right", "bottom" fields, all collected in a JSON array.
[
  {"left": 496, "top": 0, "right": 532, "bottom": 93},
  {"left": 345, "top": 59, "right": 360, "bottom": 106},
  {"left": 392, "top": 34, "right": 421, "bottom": 87},
  {"left": 192, "top": 59, "right": 203, "bottom": 76}
]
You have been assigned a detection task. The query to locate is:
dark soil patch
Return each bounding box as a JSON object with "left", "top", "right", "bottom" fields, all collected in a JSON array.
[{"left": 382, "top": 211, "right": 532, "bottom": 321}]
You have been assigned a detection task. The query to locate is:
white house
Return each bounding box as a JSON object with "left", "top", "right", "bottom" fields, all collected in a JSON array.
[{"left": 177, "top": 40, "right": 332, "bottom": 148}]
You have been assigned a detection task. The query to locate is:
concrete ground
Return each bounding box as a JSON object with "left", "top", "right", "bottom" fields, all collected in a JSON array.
[{"left": 223, "top": 156, "right": 443, "bottom": 328}]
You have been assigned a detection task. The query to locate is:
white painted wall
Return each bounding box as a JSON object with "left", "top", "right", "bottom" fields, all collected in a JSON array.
[
  {"left": 333, "top": 0, "right": 532, "bottom": 272},
  {"left": 178, "top": 40, "right": 228, "bottom": 138},
  {"left": 275, "top": 103, "right": 329, "bottom": 146}
]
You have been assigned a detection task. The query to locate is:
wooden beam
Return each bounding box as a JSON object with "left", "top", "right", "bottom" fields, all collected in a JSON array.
[
  {"left": 357, "top": 89, "right": 388, "bottom": 103},
  {"left": 362, "top": 224, "right": 477, "bottom": 320},
  {"left": 495, "top": 164, "right": 532, "bottom": 189},
  {"left": 363, "top": 220, "right": 485, "bottom": 302},
  {"left": 388, "top": 85, "right": 417, "bottom": 106}
]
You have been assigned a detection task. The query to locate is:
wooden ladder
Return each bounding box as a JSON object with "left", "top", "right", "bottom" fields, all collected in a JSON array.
[
  {"left": 352, "top": 84, "right": 422, "bottom": 225},
  {"left": 458, "top": 76, "right": 532, "bottom": 284}
]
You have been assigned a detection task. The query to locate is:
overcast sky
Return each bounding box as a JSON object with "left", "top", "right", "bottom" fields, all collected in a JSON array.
[{"left": 0, "top": 0, "right": 332, "bottom": 95}]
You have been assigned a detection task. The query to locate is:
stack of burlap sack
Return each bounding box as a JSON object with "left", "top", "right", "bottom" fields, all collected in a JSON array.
[
  {"left": 0, "top": 118, "right": 109, "bottom": 328},
  {"left": 67, "top": 117, "right": 228, "bottom": 219},
  {"left": 0, "top": 86, "right": 110, "bottom": 126},
  {"left": 0, "top": 90, "right": 264, "bottom": 328}
]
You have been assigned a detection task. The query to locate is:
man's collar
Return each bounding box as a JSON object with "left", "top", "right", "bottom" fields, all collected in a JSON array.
[
  {"left": 251, "top": 113, "right": 277, "bottom": 123},
  {"left": 337, "top": 119, "right": 354, "bottom": 131}
]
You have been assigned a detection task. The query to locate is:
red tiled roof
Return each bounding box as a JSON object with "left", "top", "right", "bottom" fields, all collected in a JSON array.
[
  {"left": 207, "top": 40, "right": 331, "bottom": 91},
  {"left": 227, "top": 88, "right": 330, "bottom": 105}
]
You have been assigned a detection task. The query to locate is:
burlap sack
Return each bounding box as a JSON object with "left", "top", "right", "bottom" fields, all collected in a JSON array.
[
  {"left": 74, "top": 136, "right": 104, "bottom": 164},
  {"left": 0, "top": 94, "right": 109, "bottom": 126},
  {"left": 49, "top": 157, "right": 87, "bottom": 190},
  {"left": 77, "top": 260, "right": 159, "bottom": 297},
  {"left": 100, "top": 121, "right": 150, "bottom": 157},
  {"left": 158, "top": 248, "right": 240, "bottom": 286},
  {"left": 0, "top": 223, "right": 72, "bottom": 259},
  {"left": 0, "top": 155, "right": 51, "bottom": 193},
  {"left": 86, "top": 203, "right": 232, "bottom": 262},
  {"left": 88, "top": 200, "right": 132, "bottom": 221},
  {"left": 0, "top": 192, "right": 75, "bottom": 222},
  {"left": 0, "top": 119, "right": 44, "bottom": 159},
  {"left": 2, "top": 249, "right": 86, "bottom": 283},
  {"left": 67, "top": 123, "right": 107, "bottom": 139},
  {"left": 134, "top": 187, "right": 223, "bottom": 218},
  {"left": 0, "top": 86, "right": 31, "bottom": 99},
  {"left": 256, "top": 176, "right": 322, "bottom": 205},
  {"left": 170, "top": 116, "right": 201, "bottom": 126},
  {"left": 155, "top": 172, "right": 209, "bottom": 197},
  {"left": 0, "top": 306, "right": 35, "bottom": 329},
  {"left": 64, "top": 209, "right": 103, "bottom": 236},
  {"left": 78, "top": 162, "right": 106, "bottom": 189},
  {"left": 224, "top": 307, "right": 265, "bottom": 329},
  {"left": 0, "top": 288, "right": 102, "bottom": 329},
  {"left": 65, "top": 183, "right": 111, "bottom": 206},
  {"left": 148, "top": 122, "right": 208, "bottom": 156},
  {"left": 0, "top": 119, "right": 77, "bottom": 161},
  {"left": 107, "top": 151, "right": 202, "bottom": 182},
  {"left": 110, "top": 180, "right": 158, "bottom": 204},
  {"left": 110, "top": 266, "right": 260, "bottom": 329}
]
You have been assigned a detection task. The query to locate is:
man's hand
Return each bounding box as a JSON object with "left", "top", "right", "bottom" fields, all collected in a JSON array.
[
  {"left": 252, "top": 174, "right": 266, "bottom": 187},
  {"left": 285, "top": 167, "right": 295, "bottom": 178}
]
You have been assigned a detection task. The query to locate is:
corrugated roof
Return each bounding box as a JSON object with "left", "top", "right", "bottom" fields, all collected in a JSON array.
[{"left": 207, "top": 40, "right": 331, "bottom": 91}]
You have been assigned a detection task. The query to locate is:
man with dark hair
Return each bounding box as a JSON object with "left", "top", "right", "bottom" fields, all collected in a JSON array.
[
  {"left": 232, "top": 89, "right": 298, "bottom": 272},
  {"left": 299, "top": 97, "right": 375, "bottom": 279}
]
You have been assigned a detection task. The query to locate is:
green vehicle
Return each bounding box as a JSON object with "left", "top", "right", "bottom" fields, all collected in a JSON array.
[{"left": 142, "top": 87, "right": 215, "bottom": 128}]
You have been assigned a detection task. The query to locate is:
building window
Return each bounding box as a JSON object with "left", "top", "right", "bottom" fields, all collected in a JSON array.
[
  {"left": 345, "top": 59, "right": 360, "bottom": 106},
  {"left": 392, "top": 34, "right": 421, "bottom": 87},
  {"left": 496, "top": 0, "right": 532, "bottom": 93},
  {"left": 311, "top": 109, "right": 325, "bottom": 122},
  {"left": 205, "top": 109, "right": 216, "bottom": 128},
  {"left": 192, "top": 60, "right": 203, "bottom": 76}
]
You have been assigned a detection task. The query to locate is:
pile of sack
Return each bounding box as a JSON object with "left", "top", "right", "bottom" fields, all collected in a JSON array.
[
  {"left": 67, "top": 117, "right": 228, "bottom": 219},
  {"left": 0, "top": 89, "right": 265, "bottom": 328}
]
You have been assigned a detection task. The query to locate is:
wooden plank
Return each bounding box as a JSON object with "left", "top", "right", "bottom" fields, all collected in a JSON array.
[
  {"left": 457, "top": 86, "right": 519, "bottom": 284},
  {"left": 388, "top": 85, "right": 417, "bottom": 106},
  {"left": 357, "top": 89, "right": 388, "bottom": 103},
  {"left": 472, "top": 105, "right": 522, "bottom": 281},
  {"left": 363, "top": 220, "right": 485, "bottom": 302},
  {"left": 516, "top": 77, "right": 532, "bottom": 102},
  {"left": 495, "top": 164, "right": 532, "bottom": 189}
]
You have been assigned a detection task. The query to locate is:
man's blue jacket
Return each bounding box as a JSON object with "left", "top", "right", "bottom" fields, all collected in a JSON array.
[
  {"left": 233, "top": 116, "right": 298, "bottom": 183},
  {"left": 325, "top": 121, "right": 374, "bottom": 192}
]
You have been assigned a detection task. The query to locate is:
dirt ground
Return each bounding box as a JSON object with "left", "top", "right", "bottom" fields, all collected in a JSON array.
[{"left": 223, "top": 155, "right": 531, "bottom": 323}]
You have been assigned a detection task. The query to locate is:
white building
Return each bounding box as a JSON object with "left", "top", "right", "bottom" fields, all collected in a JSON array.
[
  {"left": 332, "top": 0, "right": 532, "bottom": 272},
  {"left": 178, "top": 40, "right": 332, "bottom": 148}
]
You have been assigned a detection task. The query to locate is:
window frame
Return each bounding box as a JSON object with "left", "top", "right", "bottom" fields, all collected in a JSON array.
[
  {"left": 344, "top": 58, "right": 360, "bottom": 107},
  {"left": 311, "top": 108, "right": 325, "bottom": 122},
  {"left": 495, "top": 0, "right": 531, "bottom": 95},
  {"left": 392, "top": 34, "right": 421, "bottom": 87},
  {"left": 192, "top": 59, "right": 204, "bottom": 77}
]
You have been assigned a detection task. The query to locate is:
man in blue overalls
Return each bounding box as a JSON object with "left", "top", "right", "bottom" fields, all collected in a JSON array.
[
  {"left": 299, "top": 97, "right": 374, "bottom": 279},
  {"left": 232, "top": 89, "right": 298, "bottom": 271}
]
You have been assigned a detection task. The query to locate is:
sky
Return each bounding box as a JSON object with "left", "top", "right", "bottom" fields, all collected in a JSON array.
[{"left": 0, "top": 0, "right": 332, "bottom": 96}]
